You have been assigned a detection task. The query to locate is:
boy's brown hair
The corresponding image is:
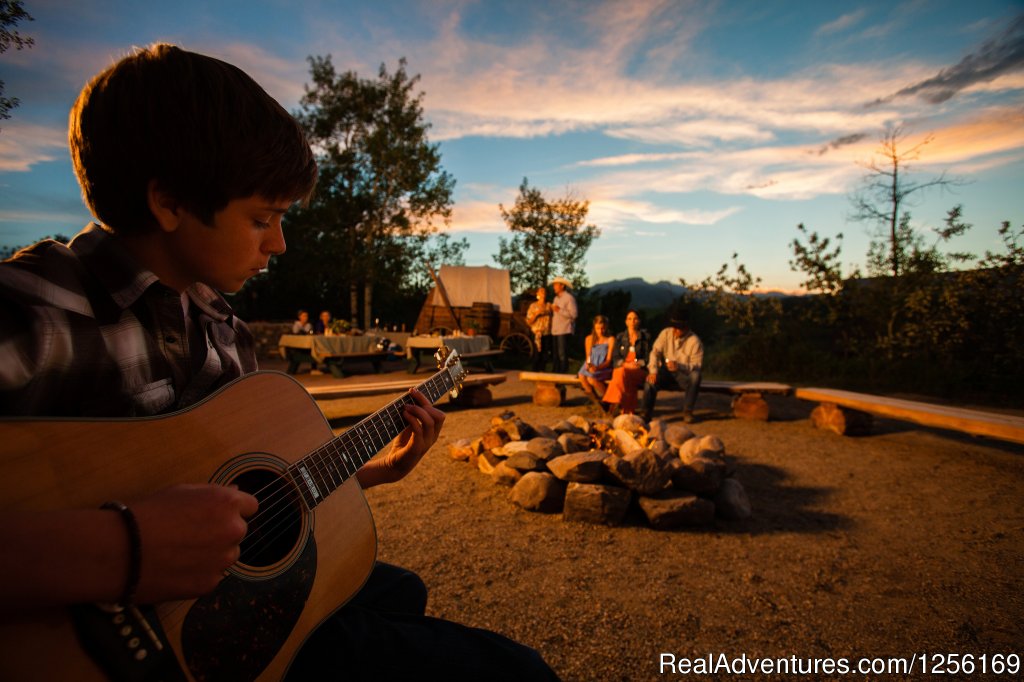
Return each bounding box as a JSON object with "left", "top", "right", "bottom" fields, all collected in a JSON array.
[{"left": 69, "top": 43, "right": 317, "bottom": 234}]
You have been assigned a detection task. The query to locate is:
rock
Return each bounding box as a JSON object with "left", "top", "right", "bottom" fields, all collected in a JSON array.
[
  {"left": 612, "top": 413, "right": 646, "bottom": 435},
  {"left": 481, "top": 427, "right": 511, "bottom": 452},
  {"left": 492, "top": 461, "right": 524, "bottom": 487},
  {"left": 557, "top": 432, "right": 592, "bottom": 454},
  {"left": 504, "top": 451, "right": 547, "bottom": 473},
  {"left": 490, "top": 411, "right": 516, "bottom": 426},
  {"left": 547, "top": 450, "right": 610, "bottom": 483},
  {"left": 533, "top": 424, "right": 558, "bottom": 440},
  {"left": 696, "top": 434, "right": 725, "bottom": 456},
  {"left": 477, "top": 450, "right": 503, "bottom": 475},
  {"left": 509, "top": 472, "right": 566, "bottom": 513},
  {"left": 647, "top": 439, "right": 673, "bottom": 461},
  {"left": 671, "top": 456, "right": 726, "bottom": 496},
  {"left": 811, "top": 402, "right": 873, "bottom": 436},
  {"left": 610, "top": 429, "right": 645, "bottom": 458},
  {"left": 497, "top": 418, "right": 536, "bottom": 441},
  {"left": 533, "top": 383, "right": 565, "bottom": 407},
  {"left": 567, "top": 415, "right": 591, "bottom": 433},
  {"left": 663, "top": 423, "right": 696, "bottom": 448},
  {"left": 733, "top": 393, "right": 769, "bottom": 421},
  {"left": 563, "top": 482, "right": 632, "bottom": 525},
  {"left": 526, "top": 437, "right": 563, "bottom": 461},
  {"left": 715, "top": 478, "right": 752, "bottom": 519},
  {"left": 679, "top": 434, "right": 724, "bottom": 461},
  {"left": 606, "top": 449, "right": 670, "bottom": 496},
  {"left": 448, "top": 438, "right": 474, "bottom": 461},
  {"left": 647, "top": 418, "right": 668, "bottom": 441},
  {"left": 494, "top": 440, "right": 532, "bottom": 456},
  {"left": 552, "top": 420, "right": 585, "bottom": 435},
  {"left": 638, "top": 492, "right": 716, "bottom": 529}
]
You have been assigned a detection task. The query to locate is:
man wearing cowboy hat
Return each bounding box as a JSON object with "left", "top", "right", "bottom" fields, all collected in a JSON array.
[
  {"left": 641, "top": 310, "right": 703, "bottom": 423},
  {"left": 549, "top": 276, "right": 578, "bottom": 373}
]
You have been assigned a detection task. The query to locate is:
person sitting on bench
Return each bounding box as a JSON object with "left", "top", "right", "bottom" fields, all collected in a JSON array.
[{"left": 641, "top": 312, "right": 703, "bottom": 424}]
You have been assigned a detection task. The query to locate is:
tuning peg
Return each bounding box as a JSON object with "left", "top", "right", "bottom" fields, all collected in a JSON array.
[{"left": 434, "top": 344, "right": 451, "bottom": 369}]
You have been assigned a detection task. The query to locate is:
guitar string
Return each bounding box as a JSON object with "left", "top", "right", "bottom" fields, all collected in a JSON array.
[
  {"left": 235, "top": 388, "right": 431, "bottom": 562},
  {"left": 235, "top": 368, "right": 460, "bottom": 558},
  {"left": 239, "top": 393, "right": 421, "bottom": 563},
  {"left": 239, "top": 372, "right": 459, "bottom": 564},
  {"left": 240, "top": 374, "right": 448, "bottom": 547},
  {"left": 155, "top": 365, "right": 463, "bottom": 623}
]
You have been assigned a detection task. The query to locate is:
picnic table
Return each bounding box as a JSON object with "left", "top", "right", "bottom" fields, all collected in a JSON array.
[
  {"left": 405, "top": 335, "right": 497, "bottom": 373},
  {"left": 278, "top": 334, "right": 388, "bottom": 377}
]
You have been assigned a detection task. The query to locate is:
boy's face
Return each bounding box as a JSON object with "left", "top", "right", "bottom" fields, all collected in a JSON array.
[{"left": 163, "top": 194, "right": 289, "bottom": 293}]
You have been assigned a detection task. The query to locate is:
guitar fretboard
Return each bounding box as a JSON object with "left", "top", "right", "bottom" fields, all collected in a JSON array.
[{"left": 286, "top": 367, "right": 457, "bottom": 509}]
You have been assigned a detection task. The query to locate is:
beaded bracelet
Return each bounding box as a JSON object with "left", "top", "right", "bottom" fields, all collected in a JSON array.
[{"left": 101, "top": 500, "right": 141, "bottom": 606}]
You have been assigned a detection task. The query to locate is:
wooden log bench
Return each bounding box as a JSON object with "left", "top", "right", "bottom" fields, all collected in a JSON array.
[
  {"left": 700, "top": 380, "right": 794, "bottom": 420},
  {"left": 795, "top": 387, "right": 1024, "bottom": 445},
  {"left": 306, "top": 373, "right": 507, "bottom": 408},
  {"left": 518, "top": 372, "right": 792, "bottom": 419}
]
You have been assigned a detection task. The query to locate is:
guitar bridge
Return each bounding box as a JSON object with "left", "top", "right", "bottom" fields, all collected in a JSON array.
[{"left": 70, "top": 601, "right": 186, "bottom": 681}]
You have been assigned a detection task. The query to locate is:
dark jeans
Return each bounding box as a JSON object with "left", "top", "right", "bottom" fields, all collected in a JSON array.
[
  {"left": 285, "top": 562, "right": 559, "bottom": 681},
  {"left": 532, "top": 335, "right": 552, "bottom": 371},
  {"left": 551, "top": 334, "right": 571, "bottom": 373},
  {"left": 642, "top": 366, "right": 702, "bottom": 416}
]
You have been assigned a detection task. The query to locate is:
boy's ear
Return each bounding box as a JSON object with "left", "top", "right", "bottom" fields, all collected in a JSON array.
[{"left": 146, "top": 180, "right": 182, "bottom": 233}]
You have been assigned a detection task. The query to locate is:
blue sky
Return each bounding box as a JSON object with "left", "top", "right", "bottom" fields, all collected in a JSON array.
[{"left": 1, "top": 0, "right": 1022, "bottom": 291}]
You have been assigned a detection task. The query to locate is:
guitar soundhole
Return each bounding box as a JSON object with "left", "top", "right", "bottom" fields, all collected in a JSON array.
[{"left": 232, "top": 468, "right": 303, "bottom": 569}]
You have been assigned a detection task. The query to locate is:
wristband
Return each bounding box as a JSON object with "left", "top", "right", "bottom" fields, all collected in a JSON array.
[{"left": 101, "top": 500, "right": 142, "bottom": 606}]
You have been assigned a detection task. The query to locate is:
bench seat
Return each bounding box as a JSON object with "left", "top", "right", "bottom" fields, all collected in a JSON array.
[
  {"left": 795, "top": 387, "right": 1024, "bottom": 444},
  {"left": 517, "top": 372, "right": 792, "bottom": 419},
  {"left": 307, "top": 373, "right": 507, "bottom": 408}
]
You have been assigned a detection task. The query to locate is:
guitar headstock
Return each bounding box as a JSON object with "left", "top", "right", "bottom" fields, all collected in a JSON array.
[{"left": 435, "top": 345, "right": 468, "bottom": 398}]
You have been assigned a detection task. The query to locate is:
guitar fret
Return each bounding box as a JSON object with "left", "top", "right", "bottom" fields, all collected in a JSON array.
[{"left": 292, "top": 357, "right": 465, "bottom": 510}]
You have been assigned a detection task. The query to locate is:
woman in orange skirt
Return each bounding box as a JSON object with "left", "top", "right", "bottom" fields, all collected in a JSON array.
[{"left": 602, "top": 310, "right": 652, "bottom": 415}]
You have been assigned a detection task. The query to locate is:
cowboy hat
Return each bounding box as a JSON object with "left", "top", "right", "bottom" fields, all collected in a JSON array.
[{"left": 551, "top": 276, "right": 573, "bottom": 288}]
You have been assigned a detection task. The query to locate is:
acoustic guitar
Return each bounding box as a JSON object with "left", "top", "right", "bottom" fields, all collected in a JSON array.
[{"left": 0, "top": 348, "right": 467, "bottom": 681}]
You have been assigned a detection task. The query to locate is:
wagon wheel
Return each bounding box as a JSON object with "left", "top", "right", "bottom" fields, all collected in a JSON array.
[{"left": 500, "top": 332, "right": 535, "bottom": 359}]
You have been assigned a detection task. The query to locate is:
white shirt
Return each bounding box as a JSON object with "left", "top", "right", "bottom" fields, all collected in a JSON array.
[
  {"left": 648, "top": 327, "right": 703, "bottom": 376},
  {"left": 551, "top": 290, "right": 577, "bottom": 335}
]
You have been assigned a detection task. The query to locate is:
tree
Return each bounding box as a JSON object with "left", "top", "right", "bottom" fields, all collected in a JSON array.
[
  {"left": 294, "top": 55, "right": 455, "bottom": 327},
  {"left": 851, "top": 125, "right": 962, "bottom": 277},
  {"left": 0, "top": 0, "right": 34, "bottom": 127},
  {"left": 493, "top": 178, "right": 600, "bottom": 292}
]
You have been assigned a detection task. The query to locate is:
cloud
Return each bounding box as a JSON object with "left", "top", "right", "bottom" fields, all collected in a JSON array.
[
  {"left": 869, "top": 13, "right": 1024, "bottom": 106},
  {"left": 815, "top": 10, "right": 867, "bottom": 37},
  {"left": 0, "top": 121, "right": 67, "bottom": 172},
  {"left": 814, "top": 133, "right": 868, "bottom": 156}
]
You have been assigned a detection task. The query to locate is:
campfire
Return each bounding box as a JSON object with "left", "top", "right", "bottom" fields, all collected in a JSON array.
[{"left": 448, "top": 411, "right": 751, "bottom": 529}]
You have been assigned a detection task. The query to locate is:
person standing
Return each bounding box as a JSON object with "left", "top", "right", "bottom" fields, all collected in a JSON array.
[
  {"left": 641, "top": 313, "right": 704, "bottom": 423},
  {"left": 549, "top": 276, "right": 577, "bottom": 373},
  {"left": 525, "top": 286, "right": 553, "bottom": 371}
]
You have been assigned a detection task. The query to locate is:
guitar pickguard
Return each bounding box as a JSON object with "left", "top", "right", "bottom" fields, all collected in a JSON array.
[{"left": 180, "top": 535, "right": 317, "bottom": 682}]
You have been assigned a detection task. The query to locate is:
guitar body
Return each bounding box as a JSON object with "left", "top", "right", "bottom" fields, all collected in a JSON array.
[{"left": 0, "top": 371, "right": 378, "bottom": 681}]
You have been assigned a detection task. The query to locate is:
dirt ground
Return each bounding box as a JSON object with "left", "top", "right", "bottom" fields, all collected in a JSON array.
[{"left": 277, "top": 357, "right": 1024, "bottom": 681}]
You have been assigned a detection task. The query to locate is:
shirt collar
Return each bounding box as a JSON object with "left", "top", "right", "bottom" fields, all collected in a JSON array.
[{"left": 68, "top": 223, "right": 233, "bottom": 322}]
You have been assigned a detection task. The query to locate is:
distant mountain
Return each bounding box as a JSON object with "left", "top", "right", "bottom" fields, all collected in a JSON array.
[{"left": 588, "top": 277, "right": 688, "bottom": 310}]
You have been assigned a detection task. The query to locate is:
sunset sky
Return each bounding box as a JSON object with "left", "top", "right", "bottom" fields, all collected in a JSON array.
[{"left": 1, "top": 0, "right": 1022, "bottom": 291}]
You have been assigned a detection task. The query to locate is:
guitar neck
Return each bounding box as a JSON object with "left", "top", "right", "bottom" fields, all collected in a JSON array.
[{"left": 287, "top": 367, "right": 457, "bottom": 509}]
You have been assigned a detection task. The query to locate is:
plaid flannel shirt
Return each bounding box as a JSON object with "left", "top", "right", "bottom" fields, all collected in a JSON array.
[{"left": 0, "top": 224, "right": 257, "bottom": 417}]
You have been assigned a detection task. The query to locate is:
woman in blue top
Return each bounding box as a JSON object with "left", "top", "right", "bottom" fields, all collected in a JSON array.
[{"left": 578, "top": 315, "right": 615, "bottom": 399}]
